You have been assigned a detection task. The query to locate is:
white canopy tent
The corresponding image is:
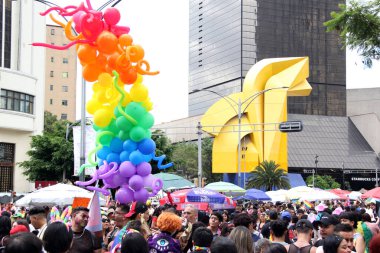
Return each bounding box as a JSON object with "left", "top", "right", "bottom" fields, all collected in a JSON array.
[
  {"left": 266, "top": 190, "right": 290, "bottom": 203},
  {"left": 14, "top": 183, "right": 106, "bottom": 207}
]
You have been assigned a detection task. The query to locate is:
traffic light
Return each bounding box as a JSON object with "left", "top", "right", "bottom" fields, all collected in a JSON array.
[{"left": 279, "top": 121, "right": 303, "bottom": 132}]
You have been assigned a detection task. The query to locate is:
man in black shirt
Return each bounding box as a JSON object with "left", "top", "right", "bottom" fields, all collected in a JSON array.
[{"left": 69, "top": 207, "right": 102, "bottom": 253}]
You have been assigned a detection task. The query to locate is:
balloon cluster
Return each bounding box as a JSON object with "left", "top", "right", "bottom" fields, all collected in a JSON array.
[
  {"left": 50, "top": 206, "right": 72, "bottom": 224},
  {"left": 34, "top": 1, "right": 173, "bottom": 204}
]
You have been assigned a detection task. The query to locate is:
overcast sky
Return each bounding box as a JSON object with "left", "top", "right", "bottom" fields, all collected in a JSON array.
[{"left": 45, "top": 0, "right": 379, "bottom": 124}]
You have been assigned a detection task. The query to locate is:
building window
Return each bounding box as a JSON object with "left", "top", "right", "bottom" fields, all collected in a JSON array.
[
  {"left": 62, "top": 58, "right": 68, "bottom": 64},
  {"left": 62, "top": 72, "right": 68, "bottom": 78},
  {"left": 0, "top": 0, "right": 12, "bottom": 69},
  {"left": 62, "top": 100, "right": 68, "bottom": 106},
  {"left": 51, "top": 29, "right": 55, "bottom": 35},
  {"left": 62, "top": 85, "right": 68, "bottom": 92},
  {"left": 50, "top": 85, "right": 53, "bottom": 91},
  {"left": 50, "top": 57, "right": 54, "bottom": 63},
  {"left": 0, "top": 89, "right": 34, "bottom": 114},
  {"left": 61, "top": 114, "right": 67, "bottom": 120},
  {"left": 0, "top": 142, "right": 15, "bottom": 192},
  {"left": 50, "top": 99, "right": 53, "bottom": 105},
  {"left": 50, "top": 71, "right": 54, "bottom": 77}
]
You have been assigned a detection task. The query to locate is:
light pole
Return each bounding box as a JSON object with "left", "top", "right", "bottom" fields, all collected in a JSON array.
[
  {"left": 193, "top": 86, "right": 288, "bottom": 187},
  {"left": 313, "top": 154, "right": 318, "bottom": 188}
]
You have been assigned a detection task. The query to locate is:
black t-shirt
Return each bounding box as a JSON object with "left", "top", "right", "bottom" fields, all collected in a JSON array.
[
  {"left": 314, "top": 239, "right": 324, "bottom": 247},
  {"left": 69, "top": 229, "right": 102, "bottom": 253}
]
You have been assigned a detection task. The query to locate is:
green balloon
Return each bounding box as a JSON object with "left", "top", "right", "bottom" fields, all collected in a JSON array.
[
  {"left": 139, "top": 113, "right": 154, "bottom": 129},
  {"left": 97, "top": 131, "right": 112, "bottom": 146},
  {"left": 145, "top": 129, "right": 152, "bottom": 139},
  {"left": 116, "top": 116, "right": 133, "bottom": 132},
  {"left": 118, "top": 130, "right": 130, "bottom": 141},
  {"left": 125, "top": 102, "right": 147, "bottom": 122},
  {"left": 105, "top": 119, "right": 119, "bottom": 134},
  {"left": 129, "top": 126, "right": 146, "bottom": 142},
  {"left": 93, "top": 124, "right": 101, "bottom": 131}
]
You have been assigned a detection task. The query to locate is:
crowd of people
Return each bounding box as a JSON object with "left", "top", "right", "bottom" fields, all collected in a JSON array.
[{"left": 1, "top": 198, "right": 380, "bottom": 253}]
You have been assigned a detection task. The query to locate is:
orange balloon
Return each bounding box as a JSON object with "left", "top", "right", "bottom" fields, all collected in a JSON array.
[
  {"left": 119, "top": 34, "right": 133, "bottom": 48},
  {"left": 119, "top": 67, "right": 137, "bottom": 84},
  {"left": 83, "top": 63, "right": 103, "bottom": 82},
  {"left": 127, "top": 45, "right": 144, "bottom": 62},
  {"left": 107, "top": 52, "right": 121, "bottom": 70},
  {"left": 96, "top": 31, "right": 118, "bottom": 55},
  {"left": 77, "top": 44, "right": 97, "bottom": 64},
  {"left": 116, "top": 53, "right": 131, "bottom": 73}
]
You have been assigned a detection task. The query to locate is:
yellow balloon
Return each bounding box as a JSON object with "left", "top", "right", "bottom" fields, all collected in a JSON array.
[
  {"left": 134, "top": 74, "right": 143, "bottom": 84},
  {"left": 121, "top": 92, "right": 132, "bottom": 107},
  {"left": 96, "top": 89, "right": 109, "bottom": 104},
  {"left": 130, "top": 83, "right": 148, "bottom": 102},
  {"left": 93, "top": 108, "right": 113, "bottom": 128},
  {"left": 142, "top": 98, "right": 153, "bottom": 111},
  {"left": 86, "top": 99, "right": 102, "bottom": 115},
  {"left": 98, "top": 73, "right": 113, "bottom": 87},
  {"left": 92, "top": 82, "right": 101, "bottom": 92}
]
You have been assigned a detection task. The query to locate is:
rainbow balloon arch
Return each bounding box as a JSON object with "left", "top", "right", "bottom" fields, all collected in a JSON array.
[{"left": 34, "top": 0, "right": 173, "bottom": 204}]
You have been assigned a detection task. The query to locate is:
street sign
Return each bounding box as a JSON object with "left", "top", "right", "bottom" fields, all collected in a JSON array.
[{"left": 279, "top": 121, "right": 303, "bottom": 132}]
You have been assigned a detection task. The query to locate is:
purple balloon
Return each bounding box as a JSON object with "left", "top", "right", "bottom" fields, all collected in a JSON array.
[
  {"left": 137, "top": 162, "right": 152, "bottom": 177},
  {"left": 143, "top": 174, "right": 155, "bottom": 188},
  {"left": 129, "top": 175, "right": 143, "bottom": 191},
  {"left": 119, "top": 161, "right": 136, "bottom": 178},
  {"left": 115, "top": 187, "right": 134, "bottom": 204},
  {"left": 134, "top": 188, "right": 149, "bottom": 203},
  {"left": 151, "top": 178, "right": 163, "bottom": 193},
  {"left": 112, "top": 173, "right": 126, "bottom": 187},
  {"left": 98, "top": 163, "right": 108, "bottom": 175},
  {"left": 103, "top": 175, "right": 118, "bottom": 188}
]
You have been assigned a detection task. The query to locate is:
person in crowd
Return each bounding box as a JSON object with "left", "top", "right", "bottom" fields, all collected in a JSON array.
[
  {"left": 323, "top": 234, "right": 350, "bottom": 253},
  {"left": 261, "top": 210, "right": 278, "bottom": 239},
  {"left": 220, "top": 222, "right": 234, "bottom": 237},
  {"left": 265, "top": 243, "right": 287, "bottom": 253},
  {"left": 183, "top": 221, "right": 207, "bottom": 253},
  {"left": 148, "top": 212, "right": 182, "bottom": 253},
  {"left": 228, "top": 226, "right": 253, "bottom": 253},
  {"left": 104, "top": 204, "right": 129, "bottom": 251},
  {"left": 120, "top": 232, "right": 149, "bottom": 253},
  {"left": 207, "top": 212, "right": 222, "bottom": 238},
  {"left": 0, "top": 216, "right": 11, "bottom": 248},
  {"left": 288, "top": 219, "right": 316, "bottom": 253},
  {"left": 29, "top": 206, "right": 48, "bottom": 240},
  {"left": 13, "top": 219, "right": 29, "bottom": 232},
  {"left": 339, "top": 211, "right": 365, "bottom": 253},
  {"left": 69, "top": 207, "right": 102, "bottom": 253},
  {"left": 222, "top": 210, "right": 230, "bottom": 223},
  {"left": 43, "top": 222, "right": 73, "bottom": 253},
  {"left": 210, "top": 236, "right": 238, "bottom": 253},
  {"left": 151, "top": 206, "right": 165, "bottom": 230},
  {"left": 257, "top": 212, "right": 267, "bottom": 233},
  {"left": 369, "top": 233, "right": 380, "bottom": 253},
  {"left": 313, "top": 214, "right": 340, "bottom": 247},
  {"left": 251, "top": 213, "right": 263, "bottom": 243},
  {"left": 180, "top": 205, "right": 198, "bottom": 251},
  {"left": 254, "top": 238, "right": 271, "bottom": 253},
  {"left": 269, "top": 219, "right": 289, "bottom": 246},
  {"left": 288, "top": 215, "right": 299, "bottom": 242},
  {"left": 192, "top": 227, "right": 213, "bottom": 253},
  {"left": 333, "top": 224, "right": 354, "bottom": 253},
  {"left": 9, "top": 225, "right": 28, "bottom": 235},
  {"left": 3, "top": 232, "right": 43, "bottom": 253}
]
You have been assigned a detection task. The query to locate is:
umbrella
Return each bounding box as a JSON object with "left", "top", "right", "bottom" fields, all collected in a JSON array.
[
  {"left": 287, "top": 186, "right": 315, "bottom": 200},
  {"left": 362, "top": 187, "right": 380, "bottom": 199},
  {"left": 235, "top": 188, "right": 271, "bottom": 201},
  {"left": 299, "top": 189, "right": 340, "bottom": 201},
  {"left": 266, "top": 190, "right": 290, "bottom": 203},
  {"left": 205, "top": 182, "right": 246, "bottom": 197},
  {"left": 327, "top": 189, "right": 350, "bottom": 200},
  {"left": 154, "top": 173, "right": 195, "bottom": 190},
  {"left": 348, "top": 191, "right": 362, "bottom": 200},
  {"left": 14, "top": 183, "right": 106, "bottom": 207}
]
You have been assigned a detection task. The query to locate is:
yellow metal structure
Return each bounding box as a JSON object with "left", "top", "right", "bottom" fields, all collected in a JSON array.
[{"left": 201, "top": 57, "right": 312, "bottom": 173}]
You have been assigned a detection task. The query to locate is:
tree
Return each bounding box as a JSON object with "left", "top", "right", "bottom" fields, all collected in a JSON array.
[
  {"left": 306, "top": 175, "right": 341, "bottom": 189},
  {"left": 19, "top": 112, "right": 74, "bottom": 181},
  {"left": 202, "top": 137, "right": 222, "bottom": 183},
  {"left": 171, "top": 141, "right": 198, "bottom": 180},
  {"left": 246, "top": 160, "right": 290, "bottom": 191},
  {"left": 324, "top": 0, "right": 380, "bottom": 67}
]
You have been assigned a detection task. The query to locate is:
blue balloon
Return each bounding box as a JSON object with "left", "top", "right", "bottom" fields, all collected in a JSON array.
[
  {"left": 97, "top": 146, "right": 111, "bottom": 160},
  {"left": 138, "top": 138, "right": 156, "bottom": 155},
  {"left": 129, "top": 150, "right": 143, "bottom": 165},
  {"left": 97, "top": 159, "right": 104, "bottom": 166},
  {"left": 119, "top": 150, "right": 130, "bottom": 162},
  {"left": 123, "top": 139, "right": 137, "bottom": 152},
  {"left": 110, "top": 137, "right": 123, "bottom": 153},
  {"left": 142, "top": 153, "right": 153, "bottom": 162},
  {"left": 106, "top": 152, "right": 121, "bottom": 164}
]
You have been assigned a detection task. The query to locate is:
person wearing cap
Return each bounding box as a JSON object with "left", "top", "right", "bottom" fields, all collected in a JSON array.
[
  {"left": 288, "top": 219, "right": 317, "bottom": 253},
  {"left": 313, "top": 214, "right": 340, "bottom": 247},
  {"left": 28, "top": 206, "right": 48, "bottom": 240}
]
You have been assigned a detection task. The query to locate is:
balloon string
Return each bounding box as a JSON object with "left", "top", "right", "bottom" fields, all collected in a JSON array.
[
  {"left": 65, "top": 19, "right": 82, "bottom": 41},
  {"left": 32, "top": 40, "right": 91, "bottom": 50},
  {"left": 86, "top": 0, "right": 93, "bottom": 10},
  {"left": 78, "top": 163, "right": 93, "bottom": 176},
  {"left": 136, "top": 60, "right": 159, "bottom": 76},
  {"left": 96, "top": 131, "right": 115, "bottom": 146},
  {"left": 87, "top": 146, "right": 102, "bottom": 166},
  {"left": 49, "top": 14, "right": 65, "bottom": 28},
  {"left": 112, "top": 71, "right": 138, "bottom": 126}
]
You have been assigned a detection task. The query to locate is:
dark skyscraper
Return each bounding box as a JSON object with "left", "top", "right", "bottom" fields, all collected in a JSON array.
[{"left": 189, "top": 0, "right": 346, "bottom": 117}]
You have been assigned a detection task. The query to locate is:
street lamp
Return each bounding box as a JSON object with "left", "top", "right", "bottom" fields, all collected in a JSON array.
[
  {"left": 313, "top": 154, "right": 319, "bottom": 188},
  {"left": 193, "top": 86, "right": 288, "bottom": 187}
]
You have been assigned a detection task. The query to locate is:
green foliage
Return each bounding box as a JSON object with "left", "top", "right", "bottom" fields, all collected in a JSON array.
[
  {"left": 324, "top": 0, "right": 380, "bottom": 67},
  {"left": 171, "top": 141, "right": 198, "bottom": 179},
  {"left": 306, "top": 175, "right": 341, "bottom": 189},
  {"left": 246, "top": 160, "right": 290, "bottom": 191},
  {"left": 19, "top": 112, "right": 74, "bottom": 181},
  {"left": 202, "top": 137, "right": 222, "bottom": 184}
]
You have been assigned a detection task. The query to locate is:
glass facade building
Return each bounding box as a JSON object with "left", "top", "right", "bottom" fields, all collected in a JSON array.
[{"left": 189, "top": 0, "right": 346, "bottom": 117}]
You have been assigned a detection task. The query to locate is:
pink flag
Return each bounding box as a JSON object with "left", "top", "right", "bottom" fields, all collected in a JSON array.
[{"left": 85, "top": 191, "right": 102, "bottom": 233}]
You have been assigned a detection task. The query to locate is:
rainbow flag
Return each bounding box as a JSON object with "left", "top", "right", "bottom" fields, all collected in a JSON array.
[
  {"left": 86, "top": 191, "right": 102, "bottom": 233},
  {"left": 304, "top": 200, "right": 313, "bottom": 209}
]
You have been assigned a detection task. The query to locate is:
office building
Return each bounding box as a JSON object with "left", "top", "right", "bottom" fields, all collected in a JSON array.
[{"left": 45, "top": 25, "right": 77, "bottom": 122}]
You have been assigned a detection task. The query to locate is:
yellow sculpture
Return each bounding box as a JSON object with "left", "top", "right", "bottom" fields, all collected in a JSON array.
[{"left": 201, "top": 57, "right": 312, "bottom": 173}]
